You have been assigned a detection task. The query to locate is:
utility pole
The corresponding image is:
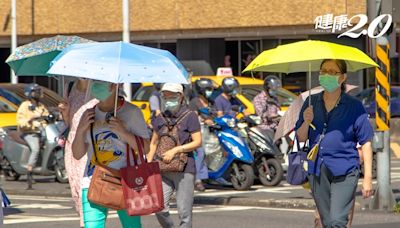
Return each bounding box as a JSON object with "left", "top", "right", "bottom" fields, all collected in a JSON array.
[
  {"left": 122, "top": 0, "right": 132, "bottom": 101},
  {"left": 369, "top": 0, "right": 397, "bottom": 212},
  {"left": 11, "top": 0, "right": 18, "bottom": 84}
]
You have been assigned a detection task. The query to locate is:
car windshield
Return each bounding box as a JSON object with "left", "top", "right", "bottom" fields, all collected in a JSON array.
[
  {"left": 0, "top": 98, "right": 17, "bottom": 112},
  {"left": 133, "top": 84, "right": 297, "bottom": 107},
  {"left": 241, "top": 85, "right": 296, "bottom": 107},
  {"left": 0, "top": 84, "right": 62, "bottom": 108},
  {"left": 0, "top": 88, "right": 22, "bottom": 106},
  {"left": 392, "top": 89, "right": 400, "bottom": 99},
  {"left": 133, "top": 86, "right": 155, "bottom": 101}
]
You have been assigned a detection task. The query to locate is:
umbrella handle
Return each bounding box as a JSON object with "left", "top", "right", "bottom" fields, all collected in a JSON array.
[
  {"left": 85, "top": 79, "right": 92, "bottom": 102},
  {"left": 114, "top": 85, "right": 118, "bottom": 117},
  {"left": 307, "top": 62, "right": 315, "bottom": 131}
]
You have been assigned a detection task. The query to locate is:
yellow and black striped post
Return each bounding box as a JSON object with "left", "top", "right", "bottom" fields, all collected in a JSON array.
[{"left": 375, "top": 44, "right": 391, "bottom": 131}]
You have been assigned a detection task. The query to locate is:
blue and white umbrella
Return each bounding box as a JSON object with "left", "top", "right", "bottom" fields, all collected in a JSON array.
[{"left": 47, "top": 41, "right": 189, "bottom": 84}]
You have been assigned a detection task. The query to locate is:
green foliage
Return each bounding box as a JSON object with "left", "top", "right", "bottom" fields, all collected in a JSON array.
[{"left": 394, "top": 202, "right": 400, "bottom": 214}]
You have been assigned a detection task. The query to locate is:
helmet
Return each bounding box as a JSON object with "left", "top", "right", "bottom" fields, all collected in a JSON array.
[
  {"left": 24, "top": 83, "right": 42, "bottom": 99},
  {"left": 194, "top": 78, "right": 214, "bottom": 98},
  {"left": 263, "top": 75, "right": 282, "bottom": 92},
  {"left": 221, "top": 77, "right": 239, "bottom": 95}
]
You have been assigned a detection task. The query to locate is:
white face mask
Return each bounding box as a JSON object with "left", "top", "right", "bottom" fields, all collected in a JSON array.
[
  {"left": 161, "top": 97, "right": 181, "bottom": 114},
  {"left": 205, "top": 90, "right": 213, "bottom": 98},
  {"left": 269, "top": 90, "right": 277, "bottom": 97}
]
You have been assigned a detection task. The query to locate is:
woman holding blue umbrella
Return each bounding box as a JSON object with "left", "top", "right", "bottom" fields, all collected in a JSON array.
[
  {"left": 72, "top": 81, "right": 150, "bottom": 228},
  {"left": 295, "top": 59, "right": 374, "bottom": 227}
]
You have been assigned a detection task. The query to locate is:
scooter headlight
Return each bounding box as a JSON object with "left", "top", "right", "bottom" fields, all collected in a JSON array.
[
  {"left": 225, "top": 119, "right": 236, "bottom": 128},
  {"left": 249, "top": 115, "right": 262, "bottom": 125}
]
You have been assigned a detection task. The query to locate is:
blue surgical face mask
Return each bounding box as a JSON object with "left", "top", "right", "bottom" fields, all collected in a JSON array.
[
  {"left": 269, "top": 90, "right": 277, "bottom": 97},
  {"left": 162, "top": 97, "right": 181, "bottom": 114},
  {"left": 319, "top": 74, "right": 340, "bottom": 93},
  {"left": 90, "top": 82, "right": 112, "bottom": 101},
  {"left": 205, "top": 90, "right": 213, "bottom": 98},
  {"left": 230, "top": 90, "right": 238, "bottom": 97}
]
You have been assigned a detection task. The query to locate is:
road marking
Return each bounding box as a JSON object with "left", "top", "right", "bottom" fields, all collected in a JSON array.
[
  {"left": 391, "top": 142, "right": 400, "bottom": 158},
  {"left": 251, "top": 205, "right": 314, "bottom": 213},
  {"left": 4, "top": 215, "right": 84, "bottom": 224},
  {"left": 4, "top": 205, "right": 313, "bottom": 224},
  {"left": 196, "top": 186, "right": 302, "bottom": 197},
  {"left": 12, "top": 203, "right": 72, "bottom": 210},
  {"left": 9, "top": 195, "right": 72, "bottom": 202}
]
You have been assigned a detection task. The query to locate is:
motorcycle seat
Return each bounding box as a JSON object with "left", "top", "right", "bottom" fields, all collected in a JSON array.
[{"left": 8, "top": 130, "right": 29, "bottom": 146}]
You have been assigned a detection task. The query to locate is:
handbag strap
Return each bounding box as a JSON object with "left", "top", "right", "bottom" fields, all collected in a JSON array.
[
  {"left": 294, "top": 134, "right": 308, "bottom": 152},
  {"left": 90, "top": 123, "right": 99, "bottom": 163},
  {"left": 126, "top": 136, "right": 146, "bottom": 167}
]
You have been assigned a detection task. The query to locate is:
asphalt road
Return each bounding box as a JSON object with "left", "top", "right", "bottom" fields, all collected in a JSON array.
[{"left": 3, "top": 195, "right": 400, "bottom": 228}]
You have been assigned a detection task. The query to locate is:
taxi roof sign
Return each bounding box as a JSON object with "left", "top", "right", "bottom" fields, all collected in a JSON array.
[{"left": 216, "top": 67, "right": 233, "bottom": 76}]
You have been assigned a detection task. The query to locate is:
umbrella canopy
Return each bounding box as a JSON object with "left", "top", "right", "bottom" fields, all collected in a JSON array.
[
  {"left": 6, "top": 35, "right": 94, "bottom": 76},
  {"left": 47, "top": 41, "right": 189, "bottom": 84},
  {"left": 273, "top": 84, "right": 358, "bottom": 142},
  {"left": 243, "top": 40, "right": 378, "bottom": 73}
]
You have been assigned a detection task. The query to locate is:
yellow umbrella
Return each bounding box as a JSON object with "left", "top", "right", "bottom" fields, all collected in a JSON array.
[
  {"left": 243, "top": 40, "right": 378, "bottom": 130},
  {"left": 243, "top": 40, "right": 378, "bottom": 73}
]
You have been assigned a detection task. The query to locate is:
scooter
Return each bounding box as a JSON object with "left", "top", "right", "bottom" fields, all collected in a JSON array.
[
  {"left": 237, "top": 114, "right": 284, "bottom": 186},
  {"left": 0, "top": 112, "right": 68, "bottom": 183},
  {"left": 200, "top": 108, "right": 255, "bottom": 190}
]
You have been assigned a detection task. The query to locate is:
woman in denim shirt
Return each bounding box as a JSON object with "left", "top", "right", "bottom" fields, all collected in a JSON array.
[{"left": 296, "top": 59, "right": 374, "bottom": 227}]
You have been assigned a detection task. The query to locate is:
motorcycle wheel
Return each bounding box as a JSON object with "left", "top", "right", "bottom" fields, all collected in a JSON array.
[
  {"left": 231, "top": 163, "right": 254, "bottom": 191},
  {"left": 5, "top": 169, "right": 20, "bottom": 181},
  {"left": 54, "top": 150, "right": 68, "bottom": 183},
  {"left": 258, "top": 158, "right": 283, "bottom": 186},
  {"left": 55, "top": 164, "right": 68, "bottom": 183},
  {"left": 2, "top": 158, "right": 20, "bottom": 181}
]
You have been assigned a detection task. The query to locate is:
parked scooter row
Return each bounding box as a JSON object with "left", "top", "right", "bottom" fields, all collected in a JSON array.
[
  {"left": 0, "top": 112, "right": 68, "bottom": 183},
  {"left": 199, "top": 108, "right": 284, "bottom": 191}
]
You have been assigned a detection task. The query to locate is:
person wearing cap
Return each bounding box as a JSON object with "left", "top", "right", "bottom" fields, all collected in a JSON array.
[{"left": 148, "top": 83, "right": 202, "bottom": 228}]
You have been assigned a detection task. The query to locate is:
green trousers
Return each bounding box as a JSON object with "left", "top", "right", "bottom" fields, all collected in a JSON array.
[{"left": 82, "top": 188, "right": 141, "bottom": 228}]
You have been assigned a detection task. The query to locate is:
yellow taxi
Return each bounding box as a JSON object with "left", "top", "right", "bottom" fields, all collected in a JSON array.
[
  {"left": 0, "top": 96, "right": 19, "bottom": 127},
  {"left": 131, "top": 76, "right": 297, "bottom": 123},
  {"left": 0, "top": 84, "right": 63, "bottom": 128}
]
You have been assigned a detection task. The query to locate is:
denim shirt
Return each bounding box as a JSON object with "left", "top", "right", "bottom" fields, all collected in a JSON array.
[{"left": 295, "top": 92, "right": 373, "bottom": 176}]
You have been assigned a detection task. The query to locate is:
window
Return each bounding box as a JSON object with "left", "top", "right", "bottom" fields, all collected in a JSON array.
[
  {"left": 133, "top": 86, "right": 155, "bottom": 101},
  {"left": 391, "top": 89, "right": 400, "bottom": 99},
  {"left": 241, "top": 85, "right": 296, "bottom": 107},
  {"left": 0, "top": 98, "right": 17, "bottom": 112},
  {"left": 240, "top": 40, "right": 261, "bottom": 75}
]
